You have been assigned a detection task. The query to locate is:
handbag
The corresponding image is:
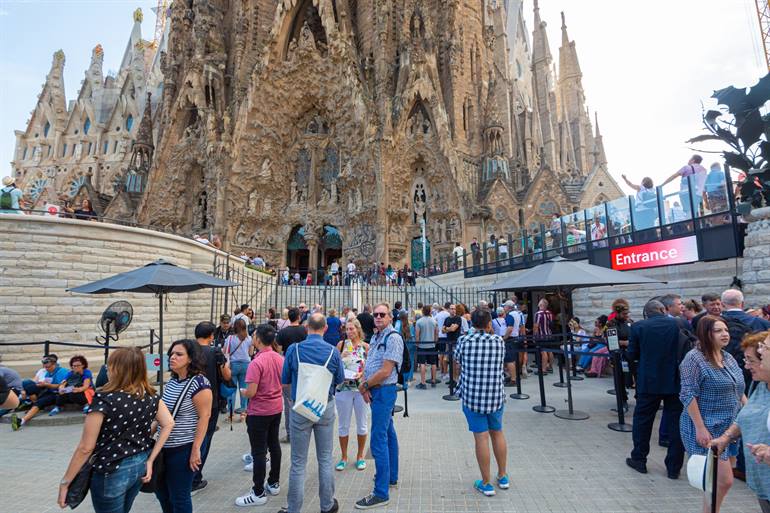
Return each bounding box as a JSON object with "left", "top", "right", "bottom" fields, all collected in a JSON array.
[
  {"left": 64, "top": 453, "right": 96, "bottom": 509},
  {"left": 140, "top": 377, "right": 196, "bottom": 493},
  {"left": 292, "top": 346, "right": 335, "bottom": 423}
]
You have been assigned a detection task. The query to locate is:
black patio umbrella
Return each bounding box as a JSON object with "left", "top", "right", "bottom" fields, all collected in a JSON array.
[
  {"left": 488, "top": 256, "right": 663, "bottom": 421},
  {"left": 68, "top": 259, "right": 239, "bottom": 390}
]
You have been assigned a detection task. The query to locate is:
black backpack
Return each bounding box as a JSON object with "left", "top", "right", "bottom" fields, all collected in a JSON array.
[
  {"left": 380, "top": 331, "right": 411, "bottom": 377},
  {"left": 677, "top": 327, "right": 698, "bottom": 364},
  {"left": 724, "top": 317, "right": 751, "bottom": 368}
]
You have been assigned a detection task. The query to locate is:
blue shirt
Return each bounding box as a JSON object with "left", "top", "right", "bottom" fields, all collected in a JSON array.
[
  {"left": 64, "top": 369, "right": 93, "bottom": 388},
  {"left": 46, "top": 366, "right": 69, "bottom": 385},
  {"left": 365, "top": 326, "right": 404, "bottom": 386},
  {"left": 281, "top": 334, "right": 345, "bottom": 402},
  {"left": 324, "top": 316, "right": 342, "bottom": 346}
]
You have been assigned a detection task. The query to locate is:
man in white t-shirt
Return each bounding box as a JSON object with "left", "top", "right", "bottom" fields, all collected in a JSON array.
[
  {"left": 503, "top": 299, "right": 524, "bottom": 383},
  {"left": 452, "top": 243, "right": 465, "bottom": 270},
  {"left": 434, "top": 302, "right": 451, "bottom": 379},
  {"left": 662, "top": 154, "right": 707, "bottom": 217},
  {"left": 345, "top": 260, "right": 356, "bottom": 285},
  {"left": 330, "top": 259, "right": 340, "bottom": 285}
]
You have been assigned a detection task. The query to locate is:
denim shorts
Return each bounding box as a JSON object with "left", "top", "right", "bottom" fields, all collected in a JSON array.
[{"left": 462, "top": 405, "right": 504, "bottom": 433}]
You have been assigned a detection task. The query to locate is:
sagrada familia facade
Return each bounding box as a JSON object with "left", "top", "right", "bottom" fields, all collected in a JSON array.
[{"left": 11, "top": 1, "right": 623, "bottom": 271}]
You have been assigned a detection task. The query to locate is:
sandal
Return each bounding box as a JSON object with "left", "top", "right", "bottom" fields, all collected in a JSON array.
[{"left": 335, "top": 460, "right": 347, "bottom": 471}]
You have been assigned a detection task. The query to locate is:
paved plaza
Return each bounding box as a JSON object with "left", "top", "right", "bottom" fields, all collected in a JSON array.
[{"left": 1, "top": 372, "right": 757, "bottom": 513}]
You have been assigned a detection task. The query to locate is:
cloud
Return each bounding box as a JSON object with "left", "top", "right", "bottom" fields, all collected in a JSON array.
[{"left": 0, "top": 9, "right": 9, "bottom": 16}]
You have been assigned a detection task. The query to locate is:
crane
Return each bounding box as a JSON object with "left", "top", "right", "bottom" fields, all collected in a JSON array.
[
  {"left": 756, "top": 0, "right": 770, "bottom": 71},
  {"left": 152, "top": 0, "right": 169, "bottom": 48}
]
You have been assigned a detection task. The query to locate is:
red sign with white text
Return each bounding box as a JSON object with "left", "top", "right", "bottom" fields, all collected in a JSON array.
[{"left": 611, "top": 236, "right": 699, "bottom": 271}]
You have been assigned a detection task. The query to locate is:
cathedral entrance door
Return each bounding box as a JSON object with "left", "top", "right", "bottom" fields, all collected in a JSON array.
[
  {"left": 411, "top": 236, "right": 431, "bottom": 273},
  {"left": 287, "top": 226, "right": 309, "bottom": 276},
  {"left": 319, "top": 225, "right": 342, "bottom": 284}
]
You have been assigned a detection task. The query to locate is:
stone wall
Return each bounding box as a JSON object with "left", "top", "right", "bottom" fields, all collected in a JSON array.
[
  {"left": 0, "top": 214, "right": 256, "bottom": 364},
  {"left": 419, "top": 258, "right": 742, "bottom": 322},
  {"left": 741, "top": 207, "right": 770, "bottom": 308}
]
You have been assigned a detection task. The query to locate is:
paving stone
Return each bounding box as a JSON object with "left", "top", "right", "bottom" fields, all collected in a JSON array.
[{"left": 0, "top": 373, "right": 756, "bottom": 512}]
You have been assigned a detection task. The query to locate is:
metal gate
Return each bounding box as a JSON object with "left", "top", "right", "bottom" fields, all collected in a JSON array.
[{"left": 210, "top": 260, "right": 493, "bottom": 321}]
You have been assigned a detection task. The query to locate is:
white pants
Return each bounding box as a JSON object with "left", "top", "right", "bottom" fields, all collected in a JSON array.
[{"left": 335, "top": 390, "right": 369, "bottom": 436}]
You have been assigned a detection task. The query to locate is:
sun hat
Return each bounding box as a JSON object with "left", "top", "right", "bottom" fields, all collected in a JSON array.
[
  {"left": 686, "top": 450, "right": 715, "bottom": 493},
  {"left": 2, "top": 176, "right": 14, "bottom": 186}
]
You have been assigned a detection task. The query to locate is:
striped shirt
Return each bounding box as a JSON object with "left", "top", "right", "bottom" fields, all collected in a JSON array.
[
  {"left": 159, "top": 374, "right": 211, "bottom": 448},
  {"left": 535, "top": 309, "right": 553, "bottom": 337},
  {"left": 454, "top": 331, "right": 506, "bottom": 414}
]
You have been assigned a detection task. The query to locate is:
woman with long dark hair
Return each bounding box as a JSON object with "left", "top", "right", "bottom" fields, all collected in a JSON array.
[
  {"left": 57, "top": 347, "right": 174, "bottom": 513},
  {"left": 155, "top": 339, "right": 212, "bottom": 513},
  {"left": 680, "top": 315, "right": 747, "bottom": 513}
]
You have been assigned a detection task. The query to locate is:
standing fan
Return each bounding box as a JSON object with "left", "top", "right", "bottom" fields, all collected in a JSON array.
[{"left": 97, "top": 301, "right": 133, "bottom": 344}]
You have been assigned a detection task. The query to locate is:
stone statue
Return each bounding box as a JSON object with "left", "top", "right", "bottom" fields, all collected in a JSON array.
[
  {"left": 259, "top": 158, "right": 272, "bottom": 179},
  {"left": 261, "top": 196, "right": 272, "bottom": 216},
  {"left": 329, "top": 180, "right": 337, "bottom": 205},
  {"left": 437, "top": 218, "right": 446, "bottom": 243}
]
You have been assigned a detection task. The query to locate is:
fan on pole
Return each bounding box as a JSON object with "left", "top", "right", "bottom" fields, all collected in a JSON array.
[{"left": 96, "top": 301, "right": 133, "bottom": 361}]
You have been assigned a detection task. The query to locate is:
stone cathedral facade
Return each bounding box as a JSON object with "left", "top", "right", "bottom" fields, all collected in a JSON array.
[{"left": 12, "top": 1, "right": 623, "bottom": 272}]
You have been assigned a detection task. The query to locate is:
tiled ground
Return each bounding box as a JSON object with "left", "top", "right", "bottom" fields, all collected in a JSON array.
[{"left": 1, "top": 372, "right": 757, "bottom": 513}]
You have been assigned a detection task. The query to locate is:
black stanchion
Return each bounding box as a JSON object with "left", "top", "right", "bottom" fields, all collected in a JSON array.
[
  {"left": 553, "top": 350, "right": 568, "bottom": 388},
  {"left": 570, "top": 341, "right": 584, "bottom": 381},
  {"left": 608, "top": 350, "right": 632, "bottom": 432},
  {"left": 554, "top": 341, "right": 589, "bottom": 421},
  {"left": 442, "top": 341, "right": 459, "bottom": 402},
  {"left": 510, "top": 341, "right": 530, "bottom": 400},
  {"left": 532, "top": 345, "right": 555, "bottom": 413}
]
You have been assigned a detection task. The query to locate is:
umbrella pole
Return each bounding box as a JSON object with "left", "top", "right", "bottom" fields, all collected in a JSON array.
[{"left": 159, "top": 292, "right": 164, "bottom": 394}]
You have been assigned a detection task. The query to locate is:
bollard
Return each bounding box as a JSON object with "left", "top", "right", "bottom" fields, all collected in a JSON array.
[
  {"left": 532, "top": 345, "right": 555, "bottom": 413},
  {"left": 608, "top": 350, "right": 632, "bottom": 432}
]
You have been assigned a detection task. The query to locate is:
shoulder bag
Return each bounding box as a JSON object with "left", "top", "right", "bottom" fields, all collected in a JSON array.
[{"left": 140, "top": 377, "right": 197, "bottom": 493}]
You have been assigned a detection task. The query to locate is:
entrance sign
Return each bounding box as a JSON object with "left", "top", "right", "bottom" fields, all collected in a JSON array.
[{"left": 611, "top": 236, "right": 699, "bottom": 271}]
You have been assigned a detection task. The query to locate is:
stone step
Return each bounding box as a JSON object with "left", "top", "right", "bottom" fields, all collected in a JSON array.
[{"left": 1, "top": 409, "right": 86, "bottom": 427}]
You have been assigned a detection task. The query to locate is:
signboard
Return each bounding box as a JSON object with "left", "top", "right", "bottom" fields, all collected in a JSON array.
[
  {"left": 145, "top": 353, "right": 168, "bottom": 373},
  {"left": 606, "top": 328, "right": 620, "bottom": 351},
  {"left": 611, "top": 236, "right": 699, "bottom": 271},
  {"left": 44, "top": 203, "right": 61, "bottom": 216}
]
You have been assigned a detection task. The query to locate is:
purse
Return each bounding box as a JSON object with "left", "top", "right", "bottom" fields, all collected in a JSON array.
[
  {"left": 140, "top": 377, "right": 196, "bottom": 493},
  {"left": 64, "top": 453, "right": 97, "bottom": 509}
]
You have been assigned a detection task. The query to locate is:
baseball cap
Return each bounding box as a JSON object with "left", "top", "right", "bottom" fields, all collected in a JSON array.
[{"left": 220, "top": 314, "right": 231, "bottom": 322}]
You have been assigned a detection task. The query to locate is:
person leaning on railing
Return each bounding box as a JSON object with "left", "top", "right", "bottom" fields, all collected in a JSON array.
[{"left": 712, "top": 331, "right": 770, "bottom": 513}]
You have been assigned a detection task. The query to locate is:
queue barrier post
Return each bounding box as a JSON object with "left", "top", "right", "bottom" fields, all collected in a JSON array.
[
  {"left": 570, "top": 339, "right": 584, "bottom": 381},
  {"left": 554, "top": 340, "right": 590, "bottom": 421},
  {"left": 607, "top": 349, "right": 632, "bottom": 432},
  {"left": 532, "top": 341, "right": 555, "bottom": 413},
  {"left": 442, "top": 341, "right": 459, "bottom": 402},
  {"left": 510, "top": 338, "right": 529, "bottom": 400},
  {"left": 553, "top": 346, "right": 568, "bottom": 388}
]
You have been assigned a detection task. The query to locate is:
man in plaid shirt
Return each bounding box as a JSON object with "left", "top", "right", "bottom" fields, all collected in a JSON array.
[{"left": 454, "top": 308, "right": 510, "bottom": 497}]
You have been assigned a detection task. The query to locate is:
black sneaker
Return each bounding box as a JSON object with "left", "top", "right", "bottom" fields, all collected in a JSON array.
[
  {"left": 321, "top": 498, "right": 339, "bottom": 513},
  {"left": 191, "top": 479, "right": 208, "bottom": 495},
  {"left": 355, "top": 494, "right": 389, "bottom": 510},
  {"left": 416, "top": 383, "right": 427, "bottom": 390},
  {"left": 625, "top": 458, "right": 647, "bottom": 474}
]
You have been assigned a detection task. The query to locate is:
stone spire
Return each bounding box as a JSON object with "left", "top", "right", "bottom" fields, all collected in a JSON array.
[
  {"left": 127, "top": 92, "right": 154, "bottom": 178},
  {"left": 593, "top": 111, "right": 608, "bottom": 170},
  {"left": 85, "top": 45, "right": 105, "bottom": 92},
  {"left": 530, "top": 0, "right": 558, "bottom": 169}
]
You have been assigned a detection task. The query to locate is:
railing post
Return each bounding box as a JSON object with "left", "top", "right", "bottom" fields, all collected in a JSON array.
[
  {"left": 44, "top": 340, "right": 50, "bottom": 358},
  {"left": 224, "top": 264, "right": 231, "bottom": 317}
]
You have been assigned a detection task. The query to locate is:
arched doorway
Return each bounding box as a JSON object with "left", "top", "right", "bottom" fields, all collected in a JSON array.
[
  {"left": 287, "top": 226, "right": 309, "bottom": 273},
  {"left": 319, "top": 225, "right": 342, "bottom": 270}
]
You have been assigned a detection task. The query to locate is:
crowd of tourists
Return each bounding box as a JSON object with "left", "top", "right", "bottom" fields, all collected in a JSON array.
[{"left": 3, "top": 282, "right": 770, "bottom": 512}]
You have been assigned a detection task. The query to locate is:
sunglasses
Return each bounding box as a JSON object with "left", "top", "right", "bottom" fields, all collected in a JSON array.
[{"left": 373, "top": 312, "right": 388, "bottom": 318}]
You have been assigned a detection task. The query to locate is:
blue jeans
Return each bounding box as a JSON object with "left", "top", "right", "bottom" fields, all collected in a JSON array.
[
  {"left": 91, "top": 451, "right": 148, "bottom": 513},
  {"left": 192, "top": 427, "right": 214, "bottom": 488},
  {"left": 229, "top": 360, "right": 249, "bottom": 411},
  {"left": 287, "top": 398, "right": 336, "bottom": 513},
  {"left": 155, "top": 444, "right": 194, "bottom": 513},
  {"left": 370, "top": 385, "right": 399, "bottom": 500}
]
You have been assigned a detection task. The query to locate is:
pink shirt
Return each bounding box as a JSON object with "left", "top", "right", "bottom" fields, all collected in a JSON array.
[{"left": 245, "top": 347, "right": 284, "bottom": 416}]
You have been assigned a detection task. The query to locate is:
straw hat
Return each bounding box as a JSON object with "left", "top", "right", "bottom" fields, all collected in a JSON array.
[
  {"left": 2, "top": 176, "right": 14, "bottom": 186},
  {"left": 686, "top": 451, "right": 715, "bottom": 493}
]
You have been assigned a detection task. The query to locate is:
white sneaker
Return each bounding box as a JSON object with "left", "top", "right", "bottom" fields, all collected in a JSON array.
[
  {"left": 235, "top": 490, "right": 267, "bottom": 507},
  {"left": 244, "top": 461, "right": 253, "bottom": 472},
  {"left": 265, "top": 481, "right": 280, "bottom": 496},
  {"left": 242, "top": 453, "right": 253, "bottom": 464}
]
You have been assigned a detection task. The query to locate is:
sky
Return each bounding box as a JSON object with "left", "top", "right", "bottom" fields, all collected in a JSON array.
[{"left": 0, "top": 0, "right": 766, "bottom": 196}]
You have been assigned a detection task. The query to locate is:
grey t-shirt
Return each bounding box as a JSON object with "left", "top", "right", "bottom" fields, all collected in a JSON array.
[
  {"left": 0, "top": 366, "right": 22, "bottom": 390},
  {"left": 415, "top": 315, "right": 438, "bottom": 348}
]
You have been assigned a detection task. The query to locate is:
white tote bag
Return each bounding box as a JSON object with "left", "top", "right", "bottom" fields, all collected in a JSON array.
[{"left": 292, "top": 346, "right": 335, "bottom": 423}]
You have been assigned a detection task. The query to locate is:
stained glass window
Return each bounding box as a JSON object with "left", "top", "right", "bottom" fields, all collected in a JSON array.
[
  {"left": 29, "top": 178, "right": 48, "bottom": 200},
  {"left": 84, "top": 118, "right": 91, "bottom": 135},
  {"left": 126, "top": 115, "right": 134, "bottom": 131},
  {"left": 68, "top": 176, "right": 86, "bottom": 197},
  {"left": 44, "top": 121, "right": 50, "bottom": 138}
]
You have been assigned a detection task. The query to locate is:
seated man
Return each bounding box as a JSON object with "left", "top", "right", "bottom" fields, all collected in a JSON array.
[
  {"left": 0, "top": 366, "right": 22, "bottom": 416},
  {"left": 12, "top": 354, "right": 69, "bottom": 430}
]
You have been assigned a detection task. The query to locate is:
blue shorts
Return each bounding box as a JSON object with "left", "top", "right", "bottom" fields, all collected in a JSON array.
[{"left": 463, "top": 405, "right": 504, "bottom": 433}]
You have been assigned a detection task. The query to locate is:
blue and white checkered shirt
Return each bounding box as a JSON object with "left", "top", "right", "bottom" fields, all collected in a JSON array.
[{"left": 454, "top": 330, "right": 506, "bottom": 414}]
